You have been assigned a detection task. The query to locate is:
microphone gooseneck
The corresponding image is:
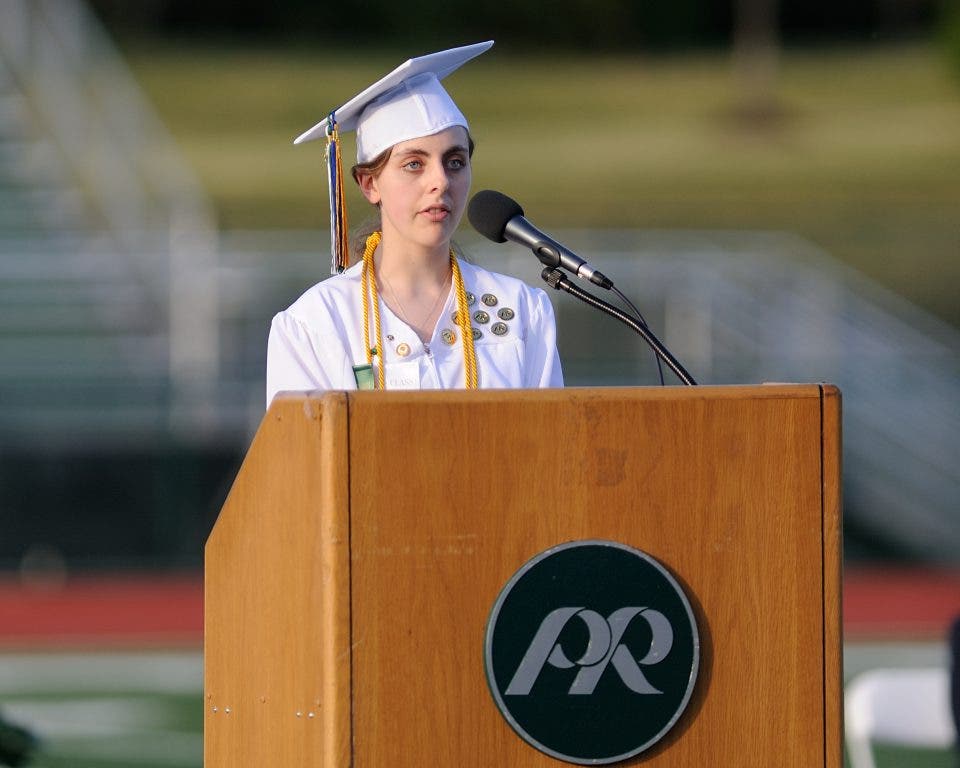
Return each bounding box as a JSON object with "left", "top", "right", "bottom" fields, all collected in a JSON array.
[{"left": 541, "top": 268, "right": 697, "bottom": 386}]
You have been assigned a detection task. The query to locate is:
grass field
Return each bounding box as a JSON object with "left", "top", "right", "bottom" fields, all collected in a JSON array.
[
  {"left": 0, "top": 652, "right": 202, "bottom": 767},
  {"left": 0, "top": 642, "right": 953, "bottom": 767},
  {"left": 122, "top": 41, "right": 960, "bottom": 328}
]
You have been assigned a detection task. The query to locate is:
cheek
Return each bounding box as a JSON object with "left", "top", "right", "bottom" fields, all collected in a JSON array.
[
  {"left": 451, "top": 168, "right": 472, "bottom": 198},
  {"left": 378, "top": 183, "right": 417, "bottom": 222},
  {"left": 373, "top": 178, "right": 406, "bottom": 210}
]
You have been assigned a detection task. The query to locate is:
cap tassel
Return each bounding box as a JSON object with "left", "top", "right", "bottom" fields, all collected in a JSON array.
[{"left": 325, "top": 115, "right": 350, "bottom": 274}]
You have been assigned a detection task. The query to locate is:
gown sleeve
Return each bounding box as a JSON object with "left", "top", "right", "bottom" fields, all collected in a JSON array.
[
  {"left": 265, "top": 311, "right": 352, "bottom": 406},
  {"left": 524, "top": 288, "right": 564, "bottom": 388}
]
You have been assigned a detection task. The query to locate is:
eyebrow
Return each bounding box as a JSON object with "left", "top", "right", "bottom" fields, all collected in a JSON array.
[{"left": 395, "top": 144, "right": 469, "bottom": 159}]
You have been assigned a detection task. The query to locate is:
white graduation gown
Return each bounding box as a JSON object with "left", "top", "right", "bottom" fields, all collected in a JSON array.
[{"left": 266, "top": 258, "right": 563, "bottom": 406}]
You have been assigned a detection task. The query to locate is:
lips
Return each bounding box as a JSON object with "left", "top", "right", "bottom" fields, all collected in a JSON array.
[{"left": 420, "top": 203, "right": 451, "bottom": 222}]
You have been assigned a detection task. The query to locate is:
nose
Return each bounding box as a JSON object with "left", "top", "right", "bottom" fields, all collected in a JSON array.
[{"left": 426, "top": 162, "right": 450, "bottom": 194}]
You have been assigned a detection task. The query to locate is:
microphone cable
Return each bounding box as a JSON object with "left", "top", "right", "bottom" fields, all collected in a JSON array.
[{"left": 610, "top": 285, "right": 665, "bottom": 386}]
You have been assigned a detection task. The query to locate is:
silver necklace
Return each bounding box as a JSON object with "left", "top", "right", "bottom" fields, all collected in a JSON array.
[{"left": 380, "top": 269, "right": 451, "bottom": 340}]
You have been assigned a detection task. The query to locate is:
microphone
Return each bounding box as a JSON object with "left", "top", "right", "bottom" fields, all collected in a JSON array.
[{"left": 468, "top": 190, "right": 613, "bottom": 289}]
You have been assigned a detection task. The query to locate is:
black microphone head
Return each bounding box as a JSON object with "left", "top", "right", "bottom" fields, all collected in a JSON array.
[{"left": 468, "top": 190, "right": 524, "bottom": 244}]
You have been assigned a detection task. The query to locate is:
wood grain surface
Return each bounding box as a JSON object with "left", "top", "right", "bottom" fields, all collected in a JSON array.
[
  {"left": 347, "top": 385, "right": 840, "bottom": 766},
  {"left": 205, "top": 393, "right": 350, "bottom": 767},
  {"left": 205, "top": 385, "right": 841, "bottom": 767}
]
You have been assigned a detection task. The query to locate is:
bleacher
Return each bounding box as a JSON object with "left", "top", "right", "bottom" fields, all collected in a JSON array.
[
  {"left": 0, "top": 0, "right": 957, "bottom": 565},
  {"left": 0, "top": 0, "right": 221, "bottom": 450}
]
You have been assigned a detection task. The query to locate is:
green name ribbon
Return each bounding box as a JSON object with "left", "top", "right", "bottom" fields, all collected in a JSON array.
[{"left": 353, "top": 364, "right": 375, "bottom": 390}]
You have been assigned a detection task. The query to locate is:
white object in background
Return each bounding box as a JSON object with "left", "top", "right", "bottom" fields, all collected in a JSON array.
[{"left": 845, "top": 667, "right": 956, "bottom": 768}]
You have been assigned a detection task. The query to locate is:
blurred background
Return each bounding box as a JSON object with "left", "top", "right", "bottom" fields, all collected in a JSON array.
[{"left": 0, "top": 0, "right": 958, "bottom": 765}]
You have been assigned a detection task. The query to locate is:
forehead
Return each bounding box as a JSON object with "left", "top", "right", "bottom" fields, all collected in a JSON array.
[{"left": 391, "top": 125, "right": 469, "bottom": 155}]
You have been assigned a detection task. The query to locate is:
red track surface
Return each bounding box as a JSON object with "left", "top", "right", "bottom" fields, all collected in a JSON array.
[
  {"left": 843, "top": 566, "right": 960, "bottom": 641},
  {"left": 0, "top": 572, "right": 204, "bottom": 649},
  {"left": 0, "top": 566, "right": 958, "bottom": 649}
]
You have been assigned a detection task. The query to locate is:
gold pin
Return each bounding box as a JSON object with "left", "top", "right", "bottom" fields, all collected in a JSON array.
[
  {"left": 473, "top": 310, "right": 490, "bottom": 324},
  {"left": 396, "top": 342, "right": 411, "bottom": 357},
  {"left": 440, "top": 328, "right": 457, "bottom": 345},
  {"left": 481, "top": 293, "right": 498, "bottom": 307},
  {"left": 491, "top": 322, "right": 508, "bottom": 336},
  {"left": 497, "top": 307, "right": 515, "bottom": 321}
]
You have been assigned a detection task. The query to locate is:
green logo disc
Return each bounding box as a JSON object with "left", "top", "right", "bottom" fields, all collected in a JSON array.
[{"left": 484, "top": 540, "right": 699, "bottom": 765}]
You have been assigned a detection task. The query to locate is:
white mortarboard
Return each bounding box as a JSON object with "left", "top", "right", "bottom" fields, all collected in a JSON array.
[
  {"left": 294, "top": 40, "right": 493, "bottom": 160},
  {"left": 295, "top": 42, "right": 493, "bottom": 275}
]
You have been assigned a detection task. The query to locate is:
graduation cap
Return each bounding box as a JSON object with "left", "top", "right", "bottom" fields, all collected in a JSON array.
[{"left": 295, "top": 41, "right": 494, "bottom": 274}]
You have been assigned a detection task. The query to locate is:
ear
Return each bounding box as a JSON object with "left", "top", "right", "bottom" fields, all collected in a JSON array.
[{"left": 357, "top": 173, "right": 381, "bottom": 205}]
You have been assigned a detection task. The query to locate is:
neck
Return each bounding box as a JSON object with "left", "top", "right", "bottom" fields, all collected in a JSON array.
[{"left": 376, "top": 237, "right": 452, "bottom": 293}]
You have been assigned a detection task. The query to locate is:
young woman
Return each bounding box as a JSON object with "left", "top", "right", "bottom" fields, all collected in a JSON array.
[{"left": 266, "top": 42, "right": 563, "bottom": 405}]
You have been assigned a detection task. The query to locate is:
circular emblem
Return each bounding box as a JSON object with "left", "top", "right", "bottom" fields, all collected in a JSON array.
[
  {"left": 473, "top": 310, "right": 490, "bottom": 325},
  {"left": 466, "top": 292, "right": 477, "bottom": 307},
  {"left": 440, "top": 328, "right": 457, "bottom": 345},
  {"left": 395, "top": 342, "right": 411, "bottom": 358},
  {"left": 482, "top": 293, "right": 499, "bottom": 307},
  {"left": 491, "top": 322, "right": 509, "bottom": 336},
  {"left": 485, "top": 540, "right": 699, "bottom": 765},
  {"left": 497, "top": 307, "right": 515, "bottom": 321},
  {"left": 471, "top": 327, "right": 483, "bottom": 341}
]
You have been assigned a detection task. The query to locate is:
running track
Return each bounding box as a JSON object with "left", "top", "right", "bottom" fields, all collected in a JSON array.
[{"left": 0, "top": 567, "right": 958, "bottom": 648}]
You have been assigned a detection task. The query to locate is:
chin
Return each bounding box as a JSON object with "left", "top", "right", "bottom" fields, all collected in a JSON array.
[{"left": 419, "top": 223, "right": 458, "bottom": 248}]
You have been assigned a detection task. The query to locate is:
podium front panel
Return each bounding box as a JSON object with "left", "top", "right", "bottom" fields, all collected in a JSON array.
[
  {"left": 346, "top": 385, "right": 840, "bottom": 767},
  {"left": 205, "top": 385, "right": 841, "bottom": 767}
]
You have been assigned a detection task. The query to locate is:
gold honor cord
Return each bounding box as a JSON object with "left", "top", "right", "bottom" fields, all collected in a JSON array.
[
  {"left": 361, "top": 232, "right": 386, "bottom": 390},
  {"left": 324, "top": 118, "right": 350, "bottom": 275},
  {"left": 360, "top": 231, "right": 478, "bottom": 390},
  {"left": 452, "top": 256, "right": 478, "bottom": 389}
]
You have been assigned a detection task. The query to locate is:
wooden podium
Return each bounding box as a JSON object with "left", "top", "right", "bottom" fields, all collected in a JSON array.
[{"left": 205, "top": 385, "right": 842, "bottom": 767}]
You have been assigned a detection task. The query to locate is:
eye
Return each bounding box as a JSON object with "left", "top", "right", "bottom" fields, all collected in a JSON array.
[
  {"left": 446, "top": 155, "right": 468, "bottom": 170},
  {"left": 402, "top": 159, "right": 423, "bottom": 171}
]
